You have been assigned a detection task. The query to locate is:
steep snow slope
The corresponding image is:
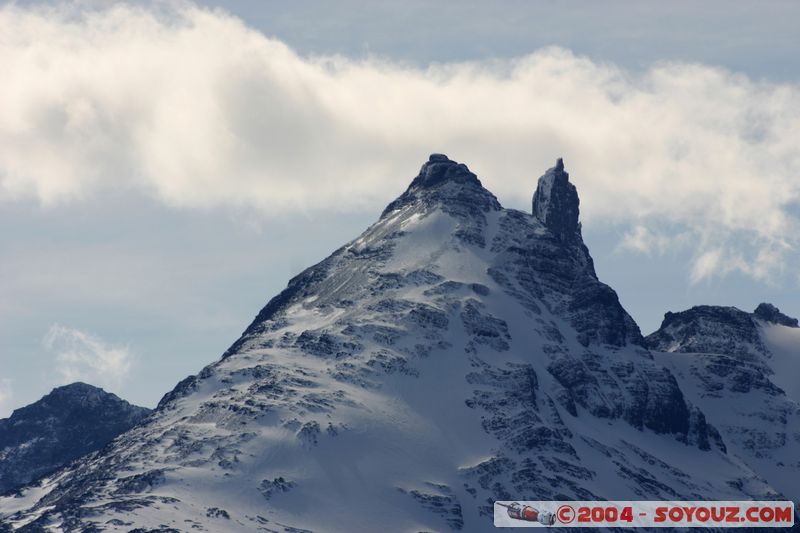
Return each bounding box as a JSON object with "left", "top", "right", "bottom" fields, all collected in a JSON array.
[
  {"left": 0, "top": 383, "right": 150, "bottom": 495},
  {"left": 0, "top": 156, "right": 793, "bottom": 532},
  {"left": 761, "top": 321, "right": 800, "bottom": 401},
  {"left": 648, "top": 305, "right": 800, "bottom": 503}
]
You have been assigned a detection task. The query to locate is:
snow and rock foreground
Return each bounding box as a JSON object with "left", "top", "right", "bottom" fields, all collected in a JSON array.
[{"left": 1, "top": 155, "right": 798, "bottom": 532}]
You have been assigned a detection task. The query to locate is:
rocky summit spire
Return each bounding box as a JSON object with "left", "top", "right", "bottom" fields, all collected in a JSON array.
[
  {"left": 532, "top": 158, "right": 581, "bottom": 243},
  {"left": 409, "top": 153, "right": 482, "bottom": 189},
  {"left": 381, "top": 153, "right": 500, "bottom": 217}
]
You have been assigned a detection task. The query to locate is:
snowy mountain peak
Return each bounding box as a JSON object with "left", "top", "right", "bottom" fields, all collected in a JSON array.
[
  {"left": 3, "top": 156, "right": 797, "bottom": 532},
  {"left": 532, "top": 158, "right": 581, "bottom": 243},
  {"left": 382, "top": 154, "right": 500, "bottom": 217},
  {"left": 8, "top": 383, "right": 147, "bottom": 419},
  {"left": 753, "top": 302, "right": 799, "bottom": 327},
  {"left": 44, "top": 382, "right": 115, "bottom": 404},
  {"left": 413, "top": 153, "right": 481, "bottom": 188}
]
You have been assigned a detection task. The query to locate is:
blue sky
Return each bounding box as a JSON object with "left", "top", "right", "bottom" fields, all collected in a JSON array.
[
  {"left": 1, "top": 0, "right": 799, "bottom": 415},
  {"left": 196, "top": 0, "right": 800, "bottom": 81}
]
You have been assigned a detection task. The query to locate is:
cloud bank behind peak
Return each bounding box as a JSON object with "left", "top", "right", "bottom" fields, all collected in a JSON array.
[{"left": 1, "top": 2, "right": 799, "bottom": 282}]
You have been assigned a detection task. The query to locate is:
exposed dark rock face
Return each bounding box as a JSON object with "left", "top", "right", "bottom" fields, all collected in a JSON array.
[
  {"left": 753, "top": 302, "right": 799, "bottom": 327},
  {"left": 532, "top": 158, "right": 581, "bottom": 243},
  {"left": 0, "top": 383, "right": 150, "bottom": 494},
  {"left": 521, "top": 159, "right": 643, "bottom": 347},
  {"left": 535, "top": 181, "right": 639, "bottom": 347},
  {"left": 382, "top": 153, "right": 501, "bottom": 219},
  {"left": 645, "top": 302, "right": 799, "bottom": 356},
  {"left": 645, "top": 305, "right": 766, "bottom": 357}
]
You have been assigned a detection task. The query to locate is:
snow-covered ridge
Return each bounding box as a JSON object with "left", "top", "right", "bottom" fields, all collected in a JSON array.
[{"left": 0, "top": 155, "right": 796, "bottom": 532}]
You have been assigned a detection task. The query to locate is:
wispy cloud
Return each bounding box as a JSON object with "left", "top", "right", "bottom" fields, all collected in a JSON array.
[
  {"left": 43, "top": 324, "right": 133, "bottom": 388},
  {"left": 618, "top": 226, "right": 691, "bottom": 257},
  {"left": 1, "top": 2, "right": 799, "bottom": 282}
]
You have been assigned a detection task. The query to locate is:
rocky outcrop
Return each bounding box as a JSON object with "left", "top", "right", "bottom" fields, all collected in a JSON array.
[
  {"left": 382, "top": 153, "right": 501, "bottom": 218},
  {"left": 645, "top": 305, "right": 765, "bottom": 357},
  {"left": 753, "top": 303, "right": 799, "bottom": 327},
  {"left": 0, "top": 383, "right": 150, "bottom": 494},
  {"left": 645, "top": 302, "right": 799, "bottom": 356},
  {"left": 532, "top": 158, "right": 581, "bottom": 243}
]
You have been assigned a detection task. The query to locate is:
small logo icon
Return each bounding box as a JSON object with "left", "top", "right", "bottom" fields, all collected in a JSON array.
[
  {"left": 496, "top": 502, "right": 556, "bottom": 525},
  {"left": 557, "top": 504, "right": 576, "bottom": 524}
]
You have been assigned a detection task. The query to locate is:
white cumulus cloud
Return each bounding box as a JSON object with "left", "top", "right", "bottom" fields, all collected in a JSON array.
[
  {"left": 43, "top": 324, "right": 133, "bottom": 388},
  {"left": 1, "top": 2, "right": 799, "bottom": 282}
]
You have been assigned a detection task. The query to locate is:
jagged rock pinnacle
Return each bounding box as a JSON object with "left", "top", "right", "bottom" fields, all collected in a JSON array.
[{"left": 532, "top": 158, "right": 581, "bottom": 243}]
